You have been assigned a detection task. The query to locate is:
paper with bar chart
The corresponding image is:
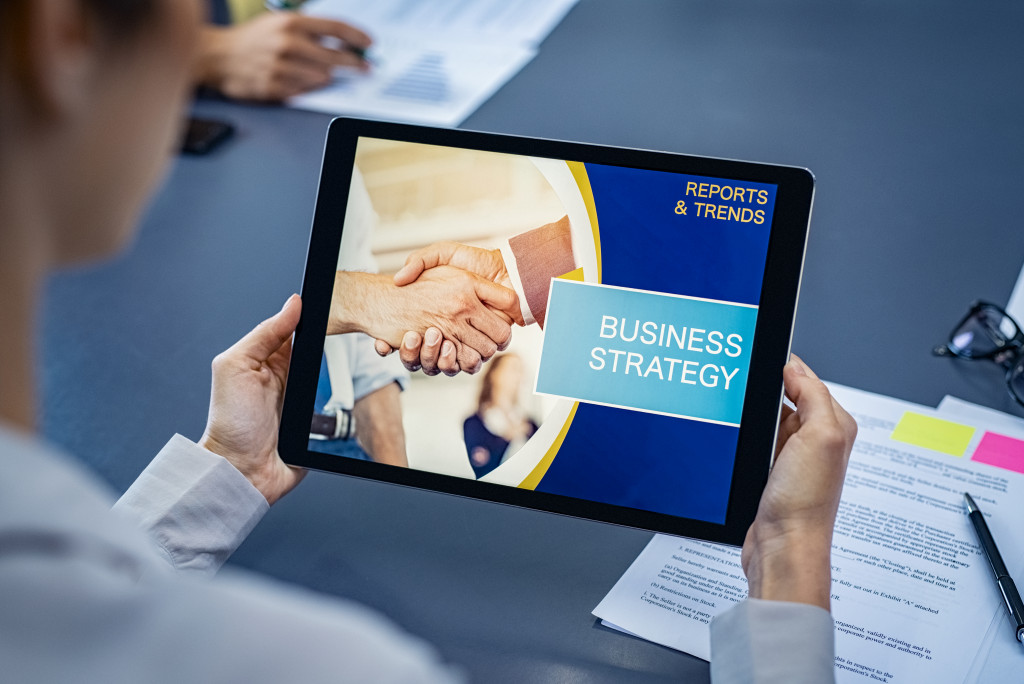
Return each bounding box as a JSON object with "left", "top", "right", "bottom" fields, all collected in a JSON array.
[{"left": 290, "top": 0, "right": 579, "bottom": 126}]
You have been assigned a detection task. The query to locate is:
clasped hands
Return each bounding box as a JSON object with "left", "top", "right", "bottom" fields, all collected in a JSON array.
[{"left": 327, "top": 242, "right": 524, "bottom": 376}]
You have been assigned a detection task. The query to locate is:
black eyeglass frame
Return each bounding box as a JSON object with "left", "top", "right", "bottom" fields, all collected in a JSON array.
[{"left": 933, "top": 300, "right": 1024, "bottom": 407}]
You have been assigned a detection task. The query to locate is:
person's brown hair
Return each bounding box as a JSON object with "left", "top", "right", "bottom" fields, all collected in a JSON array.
[
  {"left": 1, "top": 0, "right": 160, "bottom": 65},
  {"left": 1, "top": 0, "right": 159, "bottom": 36},
  {"left": 0, "top": 0, "right": 161, "bottom": 112},
  {"left": 477, "top": 354, "right": 517, "bottom": 410}
]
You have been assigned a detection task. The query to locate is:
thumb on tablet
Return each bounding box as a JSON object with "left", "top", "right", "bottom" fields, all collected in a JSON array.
[{"left": 230, "top": 294, "right": 302, "bottom": 363}]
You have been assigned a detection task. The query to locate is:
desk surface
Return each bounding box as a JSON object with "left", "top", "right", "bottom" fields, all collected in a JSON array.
[{"left": 40, "top": 0, "right": 1024, "bottom": 681}]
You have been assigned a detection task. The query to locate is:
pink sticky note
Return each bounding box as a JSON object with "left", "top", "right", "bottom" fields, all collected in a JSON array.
[{"left": 971, "top": 432, "right": 1024, "bottom": 474}]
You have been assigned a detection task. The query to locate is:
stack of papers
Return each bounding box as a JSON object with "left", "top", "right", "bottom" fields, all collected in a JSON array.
[
  {"left": 291, "top": 0, "right": 580, "bottom": 127},
  {"left": 593, "top": 383, "right": 1024, "bottom": 683}
]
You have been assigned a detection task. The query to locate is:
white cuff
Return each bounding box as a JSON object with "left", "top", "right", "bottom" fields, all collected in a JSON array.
[
  {"left": 113, "top": 434, "right": 269, "bottom": 576},
  {"left": 499, "top": 241, "right": 536, "bottom": 327},
  {"left": 710, "top": 598, "right": 835, "bottom": 684}
]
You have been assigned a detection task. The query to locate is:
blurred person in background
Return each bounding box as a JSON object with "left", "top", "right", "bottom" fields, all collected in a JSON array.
[
  {"left": 463, "top": 354, "right": 537, "bottom": 479},
  {"left": 198, "top": 0, "right": 371, "bottom": 101}
]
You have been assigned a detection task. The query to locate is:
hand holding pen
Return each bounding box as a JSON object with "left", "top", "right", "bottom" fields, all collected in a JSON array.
[
  {"left": 196, "top": 7, "right": 373, "bottom": 102},
  {"left": 265, "top": 0, "right": 373, "bottom": 62}
]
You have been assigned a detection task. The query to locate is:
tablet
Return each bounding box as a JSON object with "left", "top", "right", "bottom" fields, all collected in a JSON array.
[{"left": 279, "top": 118, "right": 813, "bottom": 545}]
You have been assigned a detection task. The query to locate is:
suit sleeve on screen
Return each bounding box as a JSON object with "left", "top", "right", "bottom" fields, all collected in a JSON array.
[{"left": 500, "top": 215, "right": 575, "bottom": 329}]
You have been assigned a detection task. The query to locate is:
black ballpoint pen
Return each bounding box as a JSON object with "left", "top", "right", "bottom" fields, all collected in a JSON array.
[
  {"left": 264, "top": 0, "right": 373, "bottom": 64},
  {"left": 964, "top": 492, "right": 1024, "bottom": 646}
]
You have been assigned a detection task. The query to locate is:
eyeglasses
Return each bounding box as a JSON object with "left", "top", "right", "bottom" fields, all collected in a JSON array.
[{"left": 933, "top": 300, "right": 1024, "bottom": 407}]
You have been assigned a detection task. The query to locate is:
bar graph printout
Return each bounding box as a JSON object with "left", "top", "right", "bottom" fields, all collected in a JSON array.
[
  {"left": 593, "top": 383, "right": 1024, "bottom": 684},
  {"left": 303, "top": 0, "right": 580, "bottom": 46},
  {"left": 290, "top": 0, "right": 579, "bottom": 126}
]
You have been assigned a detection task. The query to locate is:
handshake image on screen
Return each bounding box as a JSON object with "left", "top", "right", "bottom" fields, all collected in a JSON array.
[
  {"left": 307, "top": 129, "right": 786, "bottom": 522},
  {"left": 310, "top": 139, "right": 594, "bottom": 479},
  {"left": 326, "top": 215, "right": 574, "bottom": 377}
]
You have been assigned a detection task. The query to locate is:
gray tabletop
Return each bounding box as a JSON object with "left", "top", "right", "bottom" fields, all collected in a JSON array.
[{"left": 40, "top": 0, "right": 1024, "bottom": 681}]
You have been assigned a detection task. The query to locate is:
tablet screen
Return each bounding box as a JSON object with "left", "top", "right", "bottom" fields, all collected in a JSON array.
[{"left": 282, "top": 119, "right": 812, "bottom": 543}]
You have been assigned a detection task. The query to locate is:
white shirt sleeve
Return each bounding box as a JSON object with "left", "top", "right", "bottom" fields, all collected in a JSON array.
[
  {"left": 2, "top": 428, "right": 464, "bottom": 682},
  {"left": 323, "top": 166, "right": 409, "bottom": 412},
  {"left": 710, "top": 598, "right": 836, "bottom": 683},
  {"left": 351, "top": 332, "right": 408, "bottom": 401},
  {"left": 112, "top": 434, "right": 268, "bottom": 575}
]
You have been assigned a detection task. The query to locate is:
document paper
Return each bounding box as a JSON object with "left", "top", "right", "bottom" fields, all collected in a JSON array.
[
  {"left": 936, "top": 396, "right": 1024, "bottom": 684},
  {"left": 300, "top": 0, "right": 579, "bottom": 46},
  {"left": 593, "top": 383, "right": 1024, "bottom": 683},
  {"left": 290, "top": 0, "right": 579, "bottom": 126}
]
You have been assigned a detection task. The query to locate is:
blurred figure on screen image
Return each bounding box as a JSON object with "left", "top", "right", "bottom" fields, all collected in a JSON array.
[{"left": 463, "top": 354, "right": 537, "bottom": 479}]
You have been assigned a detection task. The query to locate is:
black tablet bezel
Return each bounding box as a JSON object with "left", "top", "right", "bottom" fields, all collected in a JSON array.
[{"left": 279, "top": 117, "right": 813, "bottom": 546}]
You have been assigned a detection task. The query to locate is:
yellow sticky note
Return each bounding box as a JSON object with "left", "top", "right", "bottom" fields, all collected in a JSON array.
[
  {"left": 891, "top": 412, "right": 975, "bottom": 457},
  {"left": 556, "top": 267, "right": 585, "bottom": 282},
  {"left": 227, "top": 0, "right": 266, "bottom": 22}
]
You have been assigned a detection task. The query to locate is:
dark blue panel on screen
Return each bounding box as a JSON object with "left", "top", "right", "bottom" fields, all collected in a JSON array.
[
  {"left": 535, "top": 404, "right": 739, "bottom": 523},
  {"left": 583, "top": 163, "right": 774, "bottom": 305},
  {"left": 533, "top": 163, "right": 775, "bottom": 523}
]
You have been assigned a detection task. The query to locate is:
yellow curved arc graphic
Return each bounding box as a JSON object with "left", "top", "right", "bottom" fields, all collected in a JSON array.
[
  {"left": 519, "top": 402, "right": 579, "bottom": 490},
  {"left": 516, "top": 163, "right": 599, "bottom": 490},
  {"left": 566, "top": 161, "right": 602, "bottom": 283}
]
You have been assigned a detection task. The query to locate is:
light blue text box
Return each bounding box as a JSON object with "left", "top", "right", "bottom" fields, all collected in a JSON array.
[{"left": 536, "top": 280, "right": 758, "bottom": 426}]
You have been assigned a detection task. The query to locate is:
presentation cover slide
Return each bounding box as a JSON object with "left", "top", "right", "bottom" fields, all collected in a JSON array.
[{"left": 313, "top": 138, "right": 775, "bottom": 524}]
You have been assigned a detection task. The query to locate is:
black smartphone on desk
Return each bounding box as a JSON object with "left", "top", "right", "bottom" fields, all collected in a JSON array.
[{"left": 181, "top": 117, "right": 234, "bottom": 155}]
